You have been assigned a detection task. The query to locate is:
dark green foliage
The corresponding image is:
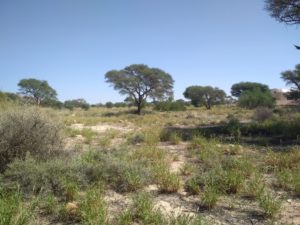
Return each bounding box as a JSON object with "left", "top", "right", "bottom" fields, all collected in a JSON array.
[
  {"left": 183, "top": 86, "right": 226, "bottom": 109},
  {"left": 154, "top": 99, "right": 186, "bottom": 111},
  {"left": 64, "top": 99, "right": 90, "bottom": 110},
  {"left": 265, "top": 0, "right": 300, "bottom": 24},
  {"left": 238, "top": 89, "right": 275, "bottom": 109},
  {"left": 231, "top": 82, "right": 270, "bottom": 98},
  {"left": 105, "top": 64, "right": 174, "bottom": 114},
  {"left": 105, "top": 102, "right": 114, "bottom": 108},
  {"left": 18, "top": 78, "right": 57, "bottom": 105},
  {"left": 281, "top": 64, "right": 300, "bottom": 101},
  {"left": 42, "top": 99, "right": 64, "bottom": 109}
]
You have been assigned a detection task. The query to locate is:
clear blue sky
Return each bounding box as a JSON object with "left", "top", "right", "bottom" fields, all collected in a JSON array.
[{"left": 0, "top": 0, "right": 299, "bottom": 103}]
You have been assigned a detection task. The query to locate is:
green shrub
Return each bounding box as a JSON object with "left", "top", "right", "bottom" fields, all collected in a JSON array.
[
  {"left": 82, "top": 150, "right": 149, "bottom": 192},
  {"left": 154, "top": 100, "right": 186, "bottom": 112},
  {"left": 0, "top": 107, "right": 63, "bottom": 171},
  {"left": 127, "top": 132, "right": 145, "bottom": 145},
  {"left": 238, "top": 89, "right": 275, "bottom": 109},
  {"left": 2, "top": 156, "right": 85, "bottom": 198}
]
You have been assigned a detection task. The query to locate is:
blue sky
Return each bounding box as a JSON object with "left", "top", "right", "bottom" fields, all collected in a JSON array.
[{"left": 0, "top": 0, "right": 299, "bottom": 103}]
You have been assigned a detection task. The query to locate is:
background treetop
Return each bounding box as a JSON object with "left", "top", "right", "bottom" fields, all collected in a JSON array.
[
  {"left": 183, "top": 85, "right": 226, "bottom": 109},
  {"left": 18, "top": 78, "right": 57, "bottom": 105},
  {"left": 231, "top": 82, "right": 270, "bottom": 98}
]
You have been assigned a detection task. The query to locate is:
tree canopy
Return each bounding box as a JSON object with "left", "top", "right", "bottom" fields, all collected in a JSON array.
[
  {"left": 231, "top": 82, "right": 270, "bottom": 98},
  {"left": 18, "top": 78, "right": 57, "bottom": 105},
  {"left": 64, "top": 99, "right": 90, "bottom": 110},
  {"left": 105, "top": 64, "right": 174, "bottom": 114},
  {"left": 265, "top": 0, "right": 300, "bottom": 24},
  {"left": 183, "top": 86, "right": 226, "bottom": 109},
  {"left": 281, "top": 64, "right": 300, "bottom": 101}
]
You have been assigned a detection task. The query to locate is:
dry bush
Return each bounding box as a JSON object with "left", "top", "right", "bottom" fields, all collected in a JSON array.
[
  {"left": 253, "top": 107, "right": 273, "bottom": 122},
  {"left": 0, "top": 107, "right": 63, "bottom": 171}
]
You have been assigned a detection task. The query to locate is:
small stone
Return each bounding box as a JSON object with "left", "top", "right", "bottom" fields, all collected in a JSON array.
[
  {"left": 66, "top": 202, "right": 78, "bottom": 214},
  {"left": 287, "top": 199, "right": 292, "bottom": 203}
]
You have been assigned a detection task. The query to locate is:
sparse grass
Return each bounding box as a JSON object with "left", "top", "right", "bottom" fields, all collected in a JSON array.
[
  {"left": 1, "top": 105, "right": 298, "bottom": 224},
  {"left": 0, "top": 190, "right": 37, "bottom": 225},
  {"left": 276, "top": 168, "right": 300, "bottom": 196},
  {"left": 80, "top": 188, "right": 108, "bottom": 225},
  {"left": 152, "top": 162, "right": 181, "bottom": 193},
  {"left": 200, "top": 185, "right": 220, "bottom": 210},
  {"left": 265, "top": 147, "right": 300, "bottom": 172},
  {"left": 185, "top": 176, "right": 202, "bottom": 195},
  {"left": 257, "top": 189, "right": 282, "bottom": 218}
]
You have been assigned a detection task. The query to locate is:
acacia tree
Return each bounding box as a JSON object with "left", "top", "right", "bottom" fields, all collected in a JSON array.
[
  {"left": 231, "top": 82, "right": 269, "bottom": 98},
  {"left": 265, "top": 0, "right": 300, "bottom": 24},
  {"left": 18, "top": 78, "right": 57, "bottom": 105},
  {"left": 105, "top": 64, "right": 174, "bottom": 114},
  {"left": 281, "top": 64, "right": 300, "bottom": 101},
  {"left": 183, "top": 86, "right": 226, "bottom": 109}
]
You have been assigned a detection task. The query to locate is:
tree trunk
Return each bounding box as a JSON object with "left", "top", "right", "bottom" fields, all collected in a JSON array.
[{"left": 136, "top": 103, "right": 142, "bottom": 115}]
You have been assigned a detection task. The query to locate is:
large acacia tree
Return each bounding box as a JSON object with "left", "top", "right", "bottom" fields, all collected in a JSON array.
[
  {"left": 265, "top": 0, "right": 300, "bottom": 24},
  {"left": 183, "top": 86, "right": 226, "bottom": 109},
  {"left": 18, "top": 78, "right": 57, "bottom": 105},
  {"left": 105, "top": 64, "right": 174, "bottom": 114}
]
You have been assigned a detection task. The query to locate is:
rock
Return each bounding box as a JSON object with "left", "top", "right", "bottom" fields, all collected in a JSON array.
[{"left": 66, "top": 202, "right": 78, "bottom": 215}]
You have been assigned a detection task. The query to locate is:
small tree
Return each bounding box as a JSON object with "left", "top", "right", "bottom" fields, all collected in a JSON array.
[
  {"left": 231, "top": 82, "right": 269, "bottom": 98},
  {"left": 18, "top": 78, "right": 57, "bottom": 105},
  {"left": 281, "top": 64, "right": 300, "bottom": 101},
  {"left": 64, "top": 99, "right": 90, "bottom": 110},
  {"left": 105, "top": 64, "right": 174, "bottom": 114},
  {"left": 183, "top": 86, "right": 226, "bottom": 109},
  {"left": 265, "top": 0, "right": 300, "bottom": 25}
]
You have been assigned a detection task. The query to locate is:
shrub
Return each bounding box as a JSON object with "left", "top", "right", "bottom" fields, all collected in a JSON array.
[
  {"left": 0, "top": 107, "right": 63, "bottom": 171},
  {"left": 238, "top": 89, "right": 275, "bottom": 109},
  {"left": 253, "top": 107, "right": 274, "bottom": 122},
  {"left": 64, "top": 99, "right": 90, "bottom": 110},
  {"left": 82, "top": 150, "right": 149, "bottom": 192},
  {"left": 154, "top": 100, "right": 186, "bottom": 112},
  {"left": 2, "top": 156, "right": 85, "bottom": 198}
]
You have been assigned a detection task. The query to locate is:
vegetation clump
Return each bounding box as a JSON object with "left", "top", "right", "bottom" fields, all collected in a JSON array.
[{"left": 0, "top": 107, "right": 63, "bottom": 171}]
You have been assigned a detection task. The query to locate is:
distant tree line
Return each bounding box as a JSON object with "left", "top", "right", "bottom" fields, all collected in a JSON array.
[{"left": 3, "top": 63, "right": 300, "bottom": 113}]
